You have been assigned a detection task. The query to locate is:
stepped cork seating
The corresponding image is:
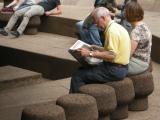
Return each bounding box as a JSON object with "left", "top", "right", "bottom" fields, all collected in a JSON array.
[
  {"left": 79, "top": 84, "right": 117, "bottom": 120},
  {"left": 105, "top": 78, "right": 135, "bottom": 120},
  {"left": 39, "top": 5, "right": 93, "bottom": 38},
  {"left": 21, "top": 102, "right": 66, "bottom": 120},
  {"left": 0, "top": 33, "right": 79, "bottom": 79},
  {"left": 148, "top": 60, "right": 153, "bottom": 72},
  {"left": 128, "top": 70, "right": 154, "bottom": 111},
  {"left": 0, "top": 65, "right": 42, "bottom": 90},
  {"left": 56, "top": 93, "right": 98, "bottom": 120}
]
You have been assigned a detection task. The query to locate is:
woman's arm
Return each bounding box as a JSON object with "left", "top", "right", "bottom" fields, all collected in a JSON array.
[
  {"left": 6, "top": 0, "right": 18, "bottom": 8},
  {"left": 131, "top": 40, "right": 138, "bottom": 55},
  {"left": 13, "top": 0, "right": 25, "bottom": 10},
  {"left": 45, "top": 5, "right": 62, "bottom": 16}
]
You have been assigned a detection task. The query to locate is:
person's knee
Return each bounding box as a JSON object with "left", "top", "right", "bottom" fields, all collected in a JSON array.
[
  {"left": 71, "top": 69, "right": 85, "bottom": 83},
  {"left": 24, "top": 13, "right": 32, "bottom": 18},
  {"left": 13, "top": 12, "right": 21, "bottom": 18},
  {"left": 76, "top": 21, "right": 84, "bottom": 30}
]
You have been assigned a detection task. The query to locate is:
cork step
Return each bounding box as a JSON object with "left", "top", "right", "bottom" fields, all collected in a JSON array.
[{"left": 0, "top": 65, "right": 42, "bottom": 90}]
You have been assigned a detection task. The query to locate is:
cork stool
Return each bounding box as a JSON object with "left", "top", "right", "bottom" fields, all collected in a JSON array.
[
  {"left": 128, "top": 71, "right": 154, "bottom": 111},
  {"left": 56, "top": 93, "right": 98, "bottom": 120},
  {"left": 79, "top": 84, "right": 117, "bottom": 120},
  {"left": 21, "top": 102, "right": 66, "bottom": 120},
  {"left": 106, "top": 77, "right": 135, "bottom": 120},
  {"left": 24, "top": 16, "right": 41, "bottom": 35}
]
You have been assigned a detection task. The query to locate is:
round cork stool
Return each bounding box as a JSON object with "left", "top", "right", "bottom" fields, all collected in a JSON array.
[
  {"left": 79, "top": 84, "right": 117, "bottom": 120},
  {"left": 105, "top": 77, "right": 135, "bottom": 120},
  {"left": 56, "top": 93, "right": 98, "bottom": 120},
  {"left": 24, "top": 16, "right": 41, "bottom": 35},
  {"left": 21, "top": 102, "right": 66, "bottom": 120},
  {"left": 128, "top": 71, "right": 154, "bottom": 111}
]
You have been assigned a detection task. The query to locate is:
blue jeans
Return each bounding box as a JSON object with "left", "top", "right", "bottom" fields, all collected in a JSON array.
[
  {"left": 76, "top": 21, "right": 103, "bottom": 46},
  {"left": 70, "top": 62, "right": 128, "bottom": 93}
]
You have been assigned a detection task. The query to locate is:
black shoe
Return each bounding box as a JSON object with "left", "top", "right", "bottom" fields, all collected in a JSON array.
[
  {"left": 0, "top": 29, "right": 8, "bottom": 36},
  {"left": 10, "top": 31, "right": 20, "bottom": 38}
]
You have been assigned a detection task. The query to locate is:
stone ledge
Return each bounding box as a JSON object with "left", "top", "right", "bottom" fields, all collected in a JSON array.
[{"left": 0, "top": 65, "right": 42, "bottom": 90}]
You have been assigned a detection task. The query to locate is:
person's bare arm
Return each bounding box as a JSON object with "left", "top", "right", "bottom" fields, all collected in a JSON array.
[
  {"left": 45, "top": 5, "right": 62, "bottom": 16},
  {"left": 13, "top": 0, "right": 25, "bottom": 10},
  {"left": 6, "top": 0, "right": 18, "bottom": 8},
  {"left": 91, "top": 50, "right": 116, "bottom": 61},
  {"left": 90, "top": 45, "right": 105, "bottom": 51},
  {"left": 77, "top": 48, "right": 116, "bottom": 62},
  {"left": 131, "top": 40, "right": 138, "bottom": 55}
]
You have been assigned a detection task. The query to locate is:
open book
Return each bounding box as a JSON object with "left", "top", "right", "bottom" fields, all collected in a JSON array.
[{"left": 68, "top": 40, "right": 103, "bottom": 66}]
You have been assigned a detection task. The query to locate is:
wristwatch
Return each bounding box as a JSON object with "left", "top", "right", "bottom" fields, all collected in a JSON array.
[{"left": 89, "top": 51, "right": 94, "bottom": 57}]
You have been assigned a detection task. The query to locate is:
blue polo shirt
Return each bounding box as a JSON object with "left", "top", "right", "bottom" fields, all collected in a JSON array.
[{"left": 38, "top": 0, "right": 61, "bottom": 11}]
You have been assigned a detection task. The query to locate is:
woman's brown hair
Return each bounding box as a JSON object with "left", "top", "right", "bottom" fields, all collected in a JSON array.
[{"left": 125, "top": 1, "right": 144, "bottom": 22}]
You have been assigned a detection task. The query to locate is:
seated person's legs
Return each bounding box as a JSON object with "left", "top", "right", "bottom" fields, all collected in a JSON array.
[
  {"left": 128, "top": 57, "right": 149, "bottom": 75},
  {"left": 88, "top": 24, "right": 103, "bottom": 46},
  {"left": 70, "top": 62, "right": 128, "bottom": 93},
  {"left": 5, "top": 7, "right": 30, "bottom": 32},
  {"left": 16, "top": 5, "right": 44, "bottom": 36},
  {"left": 76, "top": 21, "right": 102, "bottom": 46},
  {"left": 0, "top": 7, "right": 30, "bottom": 36},
  {"left": 76, "top": 21, "right": 86, "bottom": 40}
]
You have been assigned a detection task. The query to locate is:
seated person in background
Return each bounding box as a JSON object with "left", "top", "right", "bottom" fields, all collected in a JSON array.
[
  {"left": 70, "top": 7, "right": 131, "bottom": 93},
  {"left": 0, "top": 0, "right": 61, "bottom": 38},
  {"left": 125, "top": 1, "right": 152, "bottom": 75},
  {"left": 38, "top": 0, "right": 62, "bottom": 16},
  {"left": 0, "top": 0, "right": 23, "bottom": 35},
  {"left": 114, "top": 0, "right": 137, "bottom": 33},
  {"left": 0, "top": 0, "right": 20, "bottom": 29},
  {"left": 0, "top": 0, "right": 41, "bottom": 37},
  {"left": 76, "top": 0, "right": 117, "bottom": 46},
  {"left": 95, "top": 0, "right": 117, "bottom": 13}
]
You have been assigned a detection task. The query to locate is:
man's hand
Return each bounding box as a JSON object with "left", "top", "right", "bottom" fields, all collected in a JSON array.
[
  {"left": 45, "top": 5, "right": 62, "bottom": 16},
  {"left": 77, "top": 48, "right": 90, "bottom": 57},
  {"left": 45, "top": 11, "right": 51, "bottom": 16},
  {"left": 13, "top": 6, "right": 18, "bottom": 11}
]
